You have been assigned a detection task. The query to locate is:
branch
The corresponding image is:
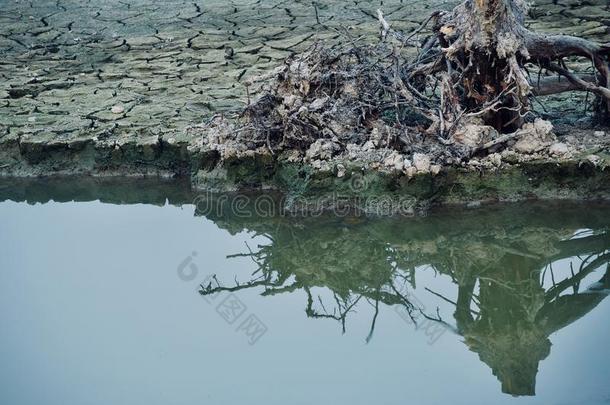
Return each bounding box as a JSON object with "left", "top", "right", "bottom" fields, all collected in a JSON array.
[
  {"left": 545, "top": 62, "right": 610, "bottom": 101},
  {"left": 531, "top": 74, "right": 597, "bottom": 96},
  {"left": 526, "top": 33, "right": 610, "bottom": 61}
]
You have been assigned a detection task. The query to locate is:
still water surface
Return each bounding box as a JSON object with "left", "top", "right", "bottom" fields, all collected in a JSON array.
[{"left": 1, "top": 180, "right": 609, "bottom": 405}]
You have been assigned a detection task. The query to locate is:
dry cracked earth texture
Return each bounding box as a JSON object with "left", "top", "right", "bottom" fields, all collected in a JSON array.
[{"left": 1, "top": 0, "right": 609, "bottom": 148}]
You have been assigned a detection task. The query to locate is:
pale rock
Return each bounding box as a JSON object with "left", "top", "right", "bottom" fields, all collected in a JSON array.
[
  {"left": 346, "top": 143, "right": 363, "bottom": 159},
  {"left": 513, "top": 119, "right": 555, "bottom": 154},
  {"left": 501, "top": 149, "right": 518, "bottom": 162},
  {"left": 320, "top": 161, "right": 332, "bottom": 172},
  {"left": 453, "top": 121, "right": 498, "bottom": 148},
  {"left": 514, "top": 138, "right": 539, "bottom": 154},
  {"left": 413, "top": 153, "right": 431, "bottom": 173},
  {"left": 336, "top": 163, "right": 346, "bottom": 178},
  {"left": 306, "top": 141, "right": 324, "bottom": 160},
  {"left": 586, "top": 154, "right": 602, "bottom": 165},
  {"left": 594, "top": 131, "right": 605, "bottom": 137},
  {"left": 564, "top": 135, "right": 578, "bottom": 144},
  {"left": 383, "top": 152, "right": 404, "bottom": 171},
  {"left": 405, "top": 166, "right": 417, "bottom": 178},
  {"left": 549, "top": 142, "right": 569, "bottom": 156},
  {"left": 430, "top": 164, "right": 441, "bottom": 175},
  {"left": 305, "top": 139, "right": 339, "bottom": 161},
  {"left": 489, "top": 153, "right": 502, "bottom": 167},
  {"left": 531, "top": 118, "right": 554, "bottom": 136},
  {"left": 284, "top": 150, "right": 302, "bottom": 163}
]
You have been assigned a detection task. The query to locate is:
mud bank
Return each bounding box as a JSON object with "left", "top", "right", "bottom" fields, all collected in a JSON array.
[{"left": 1, "top": 128, "right": 609, "bottom": 215}]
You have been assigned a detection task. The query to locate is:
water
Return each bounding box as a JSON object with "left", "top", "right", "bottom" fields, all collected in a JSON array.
[{"left": 1, "top": 179, "right": 610, "bottom": 405}]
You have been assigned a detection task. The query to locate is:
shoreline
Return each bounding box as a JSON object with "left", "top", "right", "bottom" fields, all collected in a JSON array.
[{"left": 1, "top": 135, "right": 609, "bottom": 215}]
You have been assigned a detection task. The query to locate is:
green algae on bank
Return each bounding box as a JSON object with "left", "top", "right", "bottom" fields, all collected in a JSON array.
[
  {"left": 193, "top": 154, "right": 610, "bottom": 215},
  {"left": 4, "top": 126, "right": 609, "bottom": 215}
]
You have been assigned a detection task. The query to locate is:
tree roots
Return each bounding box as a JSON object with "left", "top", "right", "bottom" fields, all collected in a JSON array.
[{"left": 225, "top": 0, "right": 609, "bottom": 165}]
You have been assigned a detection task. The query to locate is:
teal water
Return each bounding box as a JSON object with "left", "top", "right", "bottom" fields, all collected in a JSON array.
[{"left": 1, "top": 179, "right": 609, "bottom": 405}]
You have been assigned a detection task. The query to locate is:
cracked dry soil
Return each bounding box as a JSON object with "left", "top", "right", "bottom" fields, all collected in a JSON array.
[{"left": 0, "top": 0, "right": 609, "bottom": 184}]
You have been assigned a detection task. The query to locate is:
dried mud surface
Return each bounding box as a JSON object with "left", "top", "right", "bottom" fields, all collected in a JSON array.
[{"left": 1, "top": 0, "right": 609, "bottom": 147}]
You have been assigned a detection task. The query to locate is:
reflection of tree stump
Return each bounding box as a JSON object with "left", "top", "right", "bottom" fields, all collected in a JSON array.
[
  {"left": 466, "top": 329, "right": 550, "bottom": 396},
  {"left": 197, "top": 205, "right": 610, "bottom": 397},
  {"left": 455, "top": 251, "right": 610, "bottom": 396}
]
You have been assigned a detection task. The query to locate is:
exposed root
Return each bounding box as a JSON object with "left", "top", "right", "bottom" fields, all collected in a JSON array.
[
  {"left": 428, "top": 0, "right": 610, "bottom": 127},
  {"left": 236, "top": 42, "right": 467, "bottom": 165},
  {"left": 199, "top": 0, "right": 609, "bottom": 172}
]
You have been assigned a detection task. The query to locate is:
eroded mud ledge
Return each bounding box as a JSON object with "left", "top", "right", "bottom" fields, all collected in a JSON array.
[{"left": 1, "top": 133, "right": 609, "bottom": 215}]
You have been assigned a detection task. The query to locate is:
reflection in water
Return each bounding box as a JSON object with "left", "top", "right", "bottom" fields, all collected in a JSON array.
[
  {"left": 200, "top": 204, "right": 610, "bottom": 397},
  {"left": 1, "top": 178, "right": 609, "bottom": 397}
]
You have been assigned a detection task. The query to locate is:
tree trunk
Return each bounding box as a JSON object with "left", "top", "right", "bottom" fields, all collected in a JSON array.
[{"left": 428, "top": 0, "right": 610, "bottom": 131}]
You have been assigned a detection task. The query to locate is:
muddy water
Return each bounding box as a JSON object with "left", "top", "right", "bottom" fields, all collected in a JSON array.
[{"left": 1, "top": 180, "right": 609, "bottom": 404}]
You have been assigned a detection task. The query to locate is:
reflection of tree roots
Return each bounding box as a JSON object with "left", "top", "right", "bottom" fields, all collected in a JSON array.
[
  {"left": 304, "top": 288, "right": 363, "bottom": 335},
  {"left": 198, "top": 212, "right": 610, "bottom": 396}
]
